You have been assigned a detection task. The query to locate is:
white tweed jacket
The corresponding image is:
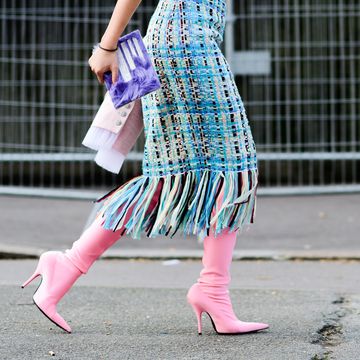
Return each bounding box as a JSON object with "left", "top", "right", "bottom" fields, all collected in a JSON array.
[{"left": 82, "top": 91, "right": 144, "bottom": 174}]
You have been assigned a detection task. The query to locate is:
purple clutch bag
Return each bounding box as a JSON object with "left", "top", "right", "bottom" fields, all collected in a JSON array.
[{"left": 95, "top": 29, "right": 161, "bottom": 109}]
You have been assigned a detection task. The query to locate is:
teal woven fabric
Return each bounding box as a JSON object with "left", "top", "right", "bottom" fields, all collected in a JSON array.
[{"left": 95, "top": 0, "right": 259, "bottom": 241}]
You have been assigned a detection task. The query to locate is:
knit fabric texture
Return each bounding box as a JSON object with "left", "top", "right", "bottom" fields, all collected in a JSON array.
[{"left": 94, "top": 0, "right": 259, "bottom": 241}]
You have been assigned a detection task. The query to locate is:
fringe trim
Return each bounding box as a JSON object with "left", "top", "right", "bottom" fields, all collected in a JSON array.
[{"left": 93, "top": 169, "right": 258, "bottom": 241}]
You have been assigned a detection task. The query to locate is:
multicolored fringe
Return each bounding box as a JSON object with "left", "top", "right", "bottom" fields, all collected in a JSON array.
[{"left": 93, "top": 169, "right": 258, "bottom": 241}]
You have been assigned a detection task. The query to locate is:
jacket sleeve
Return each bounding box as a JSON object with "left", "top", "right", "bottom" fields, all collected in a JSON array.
[
  {"left": 81, "top": 91, "right": 144, "bottom": 174},
  {"left": 94, "top": 97, "right": 144, "bottom": 174}
]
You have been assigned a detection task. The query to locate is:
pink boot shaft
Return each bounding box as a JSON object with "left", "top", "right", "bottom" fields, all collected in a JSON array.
[
  {"left": 64, "top": 214, "right": 123, "bottom": 274},
  {"left": 187, "top": 227, "right": 269, "bottom": 334},
  {"left": 64, "top": 181, "right": 162, "bottom": 273},
  {"left": 187, "top": 186, "right": 269, "bottom": 335}
]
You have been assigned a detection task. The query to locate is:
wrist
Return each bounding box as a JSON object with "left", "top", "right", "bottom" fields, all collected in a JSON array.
[
  {"left": 100, "top": 36, "right": 118, "bottom": 49},
  {"left": 98, "top": 43, "right": 118, "bottom": 52}
]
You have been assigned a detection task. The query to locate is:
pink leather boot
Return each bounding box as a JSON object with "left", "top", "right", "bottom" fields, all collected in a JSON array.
[
  {"left": 21, "top": 184, "right": 162, "bottom": 333},
  {"left": 186, "top": 227, "right": 269, "bottom": 335},
  {"left": 20, "top": 214, "right": 124, "bottom": 333}
]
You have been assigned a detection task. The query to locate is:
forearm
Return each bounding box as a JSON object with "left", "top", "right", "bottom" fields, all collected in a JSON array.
[{"left": 100, "top": 0, "right": 142, "bottom": 48}]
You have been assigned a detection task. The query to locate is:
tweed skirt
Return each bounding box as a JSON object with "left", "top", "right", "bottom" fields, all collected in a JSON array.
[{"left": 94, "top": 0, "right": 258, "bottom": 241}]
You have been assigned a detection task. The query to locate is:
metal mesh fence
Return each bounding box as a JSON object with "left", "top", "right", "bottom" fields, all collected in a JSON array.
[
  {"left": 227, "top": 0, "right": 360, "bottom": 190},
  {"left": 0, "top": 0, "right": 157, "bottom": 191},
  {"left": 1, "top": 0, "right": 359, "bottom": 195}
]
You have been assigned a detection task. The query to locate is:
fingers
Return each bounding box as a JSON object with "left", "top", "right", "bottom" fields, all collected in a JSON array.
[
  {"left": 111, "top": 66, "right": 119, "bottom": 84},
  {"left": 88, "top": 61, "right": 104, "bottom": 84},
  {"left": 91, "top": 69, "right": 104, "bottom": 84},
  {"left": 88, "top": 55, "right": 117, "bottom": 85},
  {"left": 95, "top": 70, "right": 104, "bottom": 84}
]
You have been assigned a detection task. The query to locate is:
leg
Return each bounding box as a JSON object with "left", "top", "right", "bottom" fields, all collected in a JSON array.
[
  {"left": 186, "top": 187, "right": 269, "bottom": 334},
  {"left": 20, "top": 215, "right": 126, "bottom": 334},
  {"left": 21, "top": 185, "right": 162, "bottom": 333},
  {"left": 64, "top": 180, "right": 163, "bottom": 273},
  {"left": 64, "top": 212, "right": 127, "bottom": 274}
]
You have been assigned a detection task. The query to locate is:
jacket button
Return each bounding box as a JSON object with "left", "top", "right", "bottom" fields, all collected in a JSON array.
[
  {"left": 116, "top": 120, "right": 123, "bottom": 126},
  {"left": 120, "top": 111, "right": 127, "bottom": 117},
  {"left": 126, "top": 103, "right": 132, "bottom": 109}
]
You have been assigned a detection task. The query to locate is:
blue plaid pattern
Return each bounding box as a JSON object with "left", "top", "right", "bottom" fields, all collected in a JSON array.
[
  {"left": 94, "top": 0, "right": 259, "bottom": 240},
  {"left": 141, "top": 0, "right": 257, "bottom": 176}
]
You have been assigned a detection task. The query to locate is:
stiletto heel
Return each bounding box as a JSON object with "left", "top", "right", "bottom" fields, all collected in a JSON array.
[
  {"left": 21, "top": 270, "right": 41, "bottom": 288},
  {"left": 190, "top": 303, "right": 203, "bottom": 335}
]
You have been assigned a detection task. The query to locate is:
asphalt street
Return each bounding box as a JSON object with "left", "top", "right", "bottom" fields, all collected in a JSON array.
[
  {"left": 0, "top": 193, "right": 359, "bottom": 359},
  {"left": 2, "top": 259, "right": 360, "bottom": 360}
]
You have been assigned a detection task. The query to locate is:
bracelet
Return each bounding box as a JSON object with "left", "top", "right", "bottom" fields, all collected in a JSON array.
[{"left": 98, "top": 43, "right": 118, "bottom": 52}]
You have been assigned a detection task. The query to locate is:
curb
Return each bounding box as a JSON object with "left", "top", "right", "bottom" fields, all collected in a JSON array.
[{"left": 1, "top": 244, "right": 360, "bottom": 261}]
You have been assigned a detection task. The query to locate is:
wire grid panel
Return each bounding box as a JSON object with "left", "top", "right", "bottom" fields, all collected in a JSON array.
[
  {"left": 226, "top": 0, "right": 360, "bottom": 188},
  {"left": 0, "top": 0, "right": 157, "bottom": 189},
  {"left": 1, "top": 0, "right": 359, "bottom": 194}
]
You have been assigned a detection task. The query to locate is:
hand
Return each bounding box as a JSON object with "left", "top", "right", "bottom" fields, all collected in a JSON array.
[{"left": 88, "top": 46, "right": 119, "bottom": 85}]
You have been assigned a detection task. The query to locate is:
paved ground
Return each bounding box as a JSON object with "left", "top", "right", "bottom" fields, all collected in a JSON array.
[
  {"left": 0, "top": 193, "right": 359, "bottom": 359},
  {"left": 2, "top": 259, "right": 360, "bottom": 360},
  {"left": 0, "top": 194, "right": 359, "bottom": 259}
]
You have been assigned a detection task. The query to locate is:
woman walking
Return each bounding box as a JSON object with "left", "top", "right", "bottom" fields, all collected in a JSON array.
[{"left": 21, "top": 0, "right": 269, "bottom": 335}]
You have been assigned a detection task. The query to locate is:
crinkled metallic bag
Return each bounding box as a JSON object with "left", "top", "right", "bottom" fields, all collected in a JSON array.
[{"left": 93, "top": 29, "right": 161, "bottom": 109}]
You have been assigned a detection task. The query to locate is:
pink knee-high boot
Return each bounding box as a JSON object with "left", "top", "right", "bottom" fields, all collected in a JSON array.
[
  {"left": 187, "top": 227, "right": 269, "bottom": 334},
  {"left": 21, "top": 184, "right": 162, "bottom": 334},
  {"left": 20, "top": 215, "right": 125, "bottom": 333},
  {"left": 21, "top": 187, "right": 161, "bottom": 333},
  {"left": 187, "top": 188, "right": 269, "bottom": 335}
]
